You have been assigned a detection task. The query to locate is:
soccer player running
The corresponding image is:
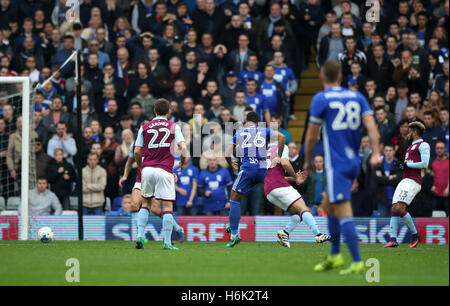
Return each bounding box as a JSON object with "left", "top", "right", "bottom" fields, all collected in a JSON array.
[
  {"left": 303, "top": 60, "right": 382, "bottom": 275},
  {"left": 224, "top": 111, "right": 286, "bottom": 248},
  {"left": 384, "top": 121, "right": 430, "bottom": 248},
  {"left": 118, "top": 125, "right": 185, "bottom": 246},
  {"left": 265, "top": 143, "right": 331, "bottom": 247},
  {"left": 134, "top": 99, "right": 189, "bottom": 250}
]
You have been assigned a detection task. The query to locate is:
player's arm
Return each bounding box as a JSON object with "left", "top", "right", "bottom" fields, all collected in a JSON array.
[
  {"left": 276, "top": 132, "right": 286, "bottom": 158},
  {"left": 225, "top": 143, "right": 236, "bottom": 169},
  {"left": 119, "top": 157, "right": 135, "bottom": 187},
  {"left": 304, "top": 122, "right": 321, "bottom": 172},
  {"left": 187, "top": 180, "right": 198, "bottom": 206},
  {"left": 406, "top": 142, "right": 431, "bottom": 169},
  {"left": 362, "top": 114, "right": 382, "bottom": 167},
  {"left": 134, "top": 126, "right": 144, "bottom": 171},
  {"left": 175, "top": 124, "right": 189, "bottom": 170},
  {"left": 134, "top": 147, "right": 142, "bottom": 171}
]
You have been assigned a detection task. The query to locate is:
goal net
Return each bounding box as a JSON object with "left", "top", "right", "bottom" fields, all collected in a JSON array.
[{"left": 0, "top": 77, "right": 34, "bottom": 240}]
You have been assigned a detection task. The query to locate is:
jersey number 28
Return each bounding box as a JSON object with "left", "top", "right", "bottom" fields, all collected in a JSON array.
[{"left": 330, "top": 101, "right": 361, "bottom": 131}]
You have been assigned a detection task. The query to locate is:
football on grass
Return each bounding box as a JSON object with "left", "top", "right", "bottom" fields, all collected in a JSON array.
[{"left": 38, "top": 227, "right": 54, "bottom": 243}]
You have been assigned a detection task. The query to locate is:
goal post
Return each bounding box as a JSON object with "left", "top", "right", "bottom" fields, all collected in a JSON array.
[{"left": 0, "top": 76, "right": 32, "bottom": 240}]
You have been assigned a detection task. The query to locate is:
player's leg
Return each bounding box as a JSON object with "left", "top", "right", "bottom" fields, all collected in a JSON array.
[
  {"left": 136, "top": 198, "right": 152, "bottom": 249},
  {"left": 287, "top": 197, "right": 330, "bottom": 243},
  {"left": 136, "top": 167, "right": 155, "bottom": 249},
  {"left": 314, "top": 193, "right": 345, "bottom": 272},
  {"left": 269, "top": 187, "right": 329, "bottom": 247},
  {"left": 332, "top": 200, "right": 365, "bottom": 275},
  {"left": 131, "top": 185, "right": 142, "bottom": 212},
  {"left": 161, "top": 200, "right": 178, "bottom": 250},
  {"left": 386, "top": 179, "right": 421, "bottom": 248},
  {"left": 155, "top": 169, "right": 179, "bottom": 250},
  {"left": 227, "top": 189, "right": 244, "bottom": 247},
  {"left": 151, "top": 200, "right": 185, "bottom": 243}
]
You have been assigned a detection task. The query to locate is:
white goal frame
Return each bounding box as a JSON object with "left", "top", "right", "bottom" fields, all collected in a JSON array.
[{"left": 0, "top": 76, "right": 31, "bottom": 240}]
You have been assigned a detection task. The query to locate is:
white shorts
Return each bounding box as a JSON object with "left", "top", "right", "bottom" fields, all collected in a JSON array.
[
  {"left": 392, "top": 178, "right": 422, "bottom": 206},
  {"left": 132, "top": 182, "right": 142, "bottom": 190},
  {"left": 141, "top": 167, "right": 176, "bottom": 201},
  {"left": 266, "top": 186, "right": 302, "bottom": 211}
]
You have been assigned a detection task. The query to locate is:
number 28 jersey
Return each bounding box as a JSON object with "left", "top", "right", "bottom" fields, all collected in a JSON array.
[
  {"left": 233, "top": 125, "right": 274, "bottom": 170},
  {"left": 135, "top": 117, "right": 185, "bottom": 174},
  {"left": 309, "top": 86, "right": 373, "bottom": 166}
]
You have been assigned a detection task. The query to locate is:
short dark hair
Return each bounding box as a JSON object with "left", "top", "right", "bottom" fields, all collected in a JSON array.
[
  {"left": 423, "top": 110, "right": 434, "bottom": 117},
  {"left": 37, "top": 176, "right": 48, "bottom": 182},
  {"left": 154, "top": 98, "right": 170, "bottom": 116},
  {"left": 246, "top": 111, "right": 259, "bottom": 124},
  {"left": 375, "top": 106, "right": 386, "bottom": 112},
  {"left": 321, "top": 60, "right": 342, "bottom": 83}
]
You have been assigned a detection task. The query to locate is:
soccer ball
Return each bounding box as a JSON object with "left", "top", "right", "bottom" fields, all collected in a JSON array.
[{"left": 38, "top": 227, "right": 54, "bottom": 243}]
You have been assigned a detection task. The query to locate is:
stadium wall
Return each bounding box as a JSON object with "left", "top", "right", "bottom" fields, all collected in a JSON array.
[{"left": 0, "top": 216, "right": 448, "bottom": 244}]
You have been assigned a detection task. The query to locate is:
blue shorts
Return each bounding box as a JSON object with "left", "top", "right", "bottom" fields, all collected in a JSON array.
[
  {"left": 232, "top": 168, "right": 267, "bottom": 194},
  {"left": 325, "top": 159, "right": 360, "bottom": 203}
]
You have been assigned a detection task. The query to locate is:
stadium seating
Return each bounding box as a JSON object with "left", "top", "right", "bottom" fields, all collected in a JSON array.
[
  {"left": 105, "top": 197, "right": 111, "bottom": 215},
  {"left": 62, "top": 210, "right": 78, "bottom": 216},
  {"left": 69, "top": 196, "right": 78, "bottom": 210},
  {"left": 0, "top": 196, "right": 5, "bottom": 211},
  {"left": 6, "top": 197, "right": 20, "bottom": 210},
  {"left": 0, "top": 210, "right": 18, "bottom": 216},
  {"left": 432, "top": 211, "right": 447, "bottom": 218}
]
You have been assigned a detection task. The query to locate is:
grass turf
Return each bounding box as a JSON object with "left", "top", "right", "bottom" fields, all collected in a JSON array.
[{"left": 0, "top": 241, "right": 448, "bottom": 286}]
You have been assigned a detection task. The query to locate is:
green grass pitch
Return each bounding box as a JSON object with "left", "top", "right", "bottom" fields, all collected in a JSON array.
[{"left": 0, "top": 241, "right": 448, "bottom": 286}]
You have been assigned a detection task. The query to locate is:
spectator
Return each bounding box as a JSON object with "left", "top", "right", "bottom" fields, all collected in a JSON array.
[
  {"left": 47, "top": 122, "right": 77, "bottom": 166},
  {"left": 438, "top": 107, "right": 449, "bottom": 152},
  {"left": 232, "top": 90, "right": 247, "bottom": 123},
  {"left": 270, "top": 113, "right": 293, "bottom": 145},
  {"left": 318, "top": 22, "right": 344, "bottom": 66},
  {"left": 337, "top": 36, "right": 367, "bottom": 76},
  {"left": 26, "top": 177, "right": 62, "bottom": 215},
  {"left": 375, "top": 107, "right": 397, "bottom": 145},
  {"left": 99, "top": 99, "right": 121, "bottom": 132},
  {"left": 114, "top": 128, "right": 134, "bottom": 172},
  {"left": 34, "top": 137, "right": 50, "bottom": 180},
  {"left": 178, "top": 96, "right": 195, "bottom": 123},
  {"left": 431, "top": 140, "right": 449, "bottom": 216},
  {"left": 101, "top": 126, "right": 120, "bottom": 200},
  {"left": 370, "top": 144, "right": 402, "bottom": 217},
  {"left": 297, "top": 154, "right": 326, "bottom": 216},
  {"left": 391, "top": 119, "right": 410, "bottom": 161},
  {"left": 174, "top": 159, "right": 199, "bottom": 216},
  {"left": 129, "top": 102, "right": 150, "bottom": 131},
  {"left": 366, "top": 43, "right": 394, "bottom": 92},
  {"left": 0, "top": 117, "right": 10, "bottom": 198},
  {"left": 42, "top": 95, "right": 74, "bottom": 135},
  {"left": 89, "top": 119, "right": 104, "bottom": 143},
  {"left": 109, "top": 194, "right": 133, "bottom": 216},
  {"left": 226, "top": 32, "right": 256, "bottom": 74},
  {"left": 198, "top": 154, "right": 232, "bottom": 215},
  {"left": 260, "top": 64, "right": 288, "bottom": 127},
  {"left": 394, "top": 81, "right": 410, "bottom": 124},
  {"left": 130, "top": 82, "right": 157, "bottom": 119},
  {"left": 238, "top": 54, "right": 264, "bottom": 85},
  {"left": 7, "top": 116, "right": 38, "bottom": 193},
  {"left": 219, "top": 70, "right": 242, "bottom": 109},
  {"left": 46, "top": 148, "right": 76, "bottom": 210},
  {"left": 204, "top": 93, "right": 225, "bottom": 122},
  {"left": 423, "top": 110, "right": 446, "bottom": 160},
  {"left": 82, "top": 152, "right": 107, "bottom": 215}
]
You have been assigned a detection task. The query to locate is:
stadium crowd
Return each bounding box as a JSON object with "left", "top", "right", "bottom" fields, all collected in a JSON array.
[{"left": 0, "top": 0, "right": 448, "bottom": 217}]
